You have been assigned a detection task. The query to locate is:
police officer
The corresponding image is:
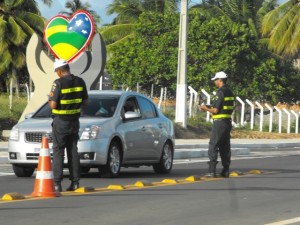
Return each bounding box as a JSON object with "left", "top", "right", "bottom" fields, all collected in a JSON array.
[
  {"left": 200, "top": 71, "right": 234, "bottom": 178},
  {"left": 48, "top": 59, "right": 88, "bottom": 192}
]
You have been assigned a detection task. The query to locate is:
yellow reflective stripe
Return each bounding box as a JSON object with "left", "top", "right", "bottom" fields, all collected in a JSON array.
[
  {"left": 52, "top": 109, "right": 81, "bottom": 115},
  {"left": 60, "top": 99, "right": 82, "bottom": 104},
  {"left": 212, "top": 114, "right": 232, "bottom": 119},
  {"left": 224, "top": 97, "right": 234, "bottom": 101},
  {"left": 223, "top": 106, "right": 234, "bottom": 110},
  {"left": 61, "top": 87, "right": 83, "bottom": 94}
]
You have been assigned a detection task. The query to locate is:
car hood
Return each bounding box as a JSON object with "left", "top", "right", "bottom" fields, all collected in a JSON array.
[{"left": 14, "top": 117, "right": 113, "bottom": 132}]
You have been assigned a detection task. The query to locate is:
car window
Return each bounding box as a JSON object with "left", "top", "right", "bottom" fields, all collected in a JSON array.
[
  {"left": 33, "top": 103, "right": 52, "bottom": 118},
  {"left": 136, "top": 96, "right": 157, "bottom": 119},
  {"left": 33, "top": 95, "right": 119, "bottom": 118},
  {"left": 123, "top": 97, "right": 140, "bottom": 113},
  {"left": 81, "top": 96, "right": 119, "bottom": 118}
]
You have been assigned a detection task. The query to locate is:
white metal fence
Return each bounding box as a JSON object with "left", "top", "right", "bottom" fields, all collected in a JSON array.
[{"left": 154, "top": 86, "right": 299, "bottom": 134}]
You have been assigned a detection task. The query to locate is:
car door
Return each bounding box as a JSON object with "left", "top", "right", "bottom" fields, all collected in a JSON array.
[
  {"left": 135, "top": 96, "right": 162, "bottom": 160},
  {"left": 121, "top": 97, "right": 153, "bottom": 161}
]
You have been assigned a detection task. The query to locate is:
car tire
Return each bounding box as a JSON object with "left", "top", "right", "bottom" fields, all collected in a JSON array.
[
  {"left": 153, "top": 141, "right": 173, "bottom": 174},
  {"left": 99, "top": 141, "right": 121, "bottom": 178},
  {"left": 12, "top": 165, "right": 35, "bottom": 177}
]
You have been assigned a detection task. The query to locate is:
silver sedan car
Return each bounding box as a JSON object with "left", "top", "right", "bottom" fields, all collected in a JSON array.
[{"left": 8, "top": 90, "right": 175, "bottom": 178}]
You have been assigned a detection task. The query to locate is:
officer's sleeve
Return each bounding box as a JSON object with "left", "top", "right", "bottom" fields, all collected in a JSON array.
[
  {"left": 213, "top": 91, "right": 224, "bottom": 111},
  {"left": 48, "top": 80, "right": 60, "bottom": 103},
  {"left": 81, "top": 79, "right": 88, "bottom": 101}
]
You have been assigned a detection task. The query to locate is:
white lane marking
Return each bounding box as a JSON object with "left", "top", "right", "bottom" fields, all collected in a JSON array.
[
  {"left": 265, "top": 217, "right": 300, "bottom": 225},
  {"left": 0, "top": 173, "right": 14, "bottom": 176}
]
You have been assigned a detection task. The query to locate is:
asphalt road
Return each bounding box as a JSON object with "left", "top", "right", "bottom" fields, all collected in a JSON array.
[{"left": 0, "top": 148, "right": 300, "bottom": 225}]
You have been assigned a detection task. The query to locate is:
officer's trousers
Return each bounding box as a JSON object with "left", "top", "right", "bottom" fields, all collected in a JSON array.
[
  {"left": 52, "top": 117, "right": 80, "bottom": 183},
  {"left": 208, "top": 119, "right": 232, "bottom": 168}
]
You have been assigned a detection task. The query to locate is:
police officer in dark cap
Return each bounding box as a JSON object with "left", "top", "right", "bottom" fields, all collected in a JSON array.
[
  {"left": 48, "top": 59, "right": 88, "bottom": 192},
  {"left": 200, "top": 71, "right": 235, "bottom": 178}
]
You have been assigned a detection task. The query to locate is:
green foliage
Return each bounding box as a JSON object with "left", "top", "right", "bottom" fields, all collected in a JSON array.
[
  {"left": 0, "top": 0, "right": 46, "bottom": 90},
  {"left": 107, "top": 13, "right": 179, "bottom": 94},
  {"left": 107, "top": 10, "right": 300, "bottom": 103},
  {"left": 0, "top": 94, "right": 27, "bottom": 130}
]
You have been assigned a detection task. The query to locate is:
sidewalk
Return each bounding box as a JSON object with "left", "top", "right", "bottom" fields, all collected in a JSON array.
[
  {"left": 1, "top": 139, "right": 300, "bottom": 159},
  {"left": 174, "top": 138, "right": 300, "bottom": 159}
]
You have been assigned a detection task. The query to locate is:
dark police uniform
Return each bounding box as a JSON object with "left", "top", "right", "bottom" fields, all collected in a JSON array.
[
  {"left": 208, "top": 84, "right": 234, "bottom": 176},
  {"left": 49, "top": 74, "right": 88, "bottom": 185}
]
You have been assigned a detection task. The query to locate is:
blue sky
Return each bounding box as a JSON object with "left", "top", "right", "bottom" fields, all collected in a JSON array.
[
  {"left": 38, "top": 0, "right": 288, "bottom": 26},
  {"left": 37, "top": 0, "right": 115, "bottom": 25}
]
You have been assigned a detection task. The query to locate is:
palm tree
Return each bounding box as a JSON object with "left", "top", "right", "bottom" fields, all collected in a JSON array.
[
  {"left": 107, "top": 0, "right": 178, "bottom": 24},
  {"left": 102, "top": 0, "right": 179, "bottom": 51},
  {"left": 0, "top": 0, "right": 46, "bottom": 92},
  {"left": 261, "top": 0, "right": 300, "bottom": 58},
  {"left": 190, "top": 0, "right": 277, "bottom": 37},
  {"left": 59, "top": 0, "right": 101, "bottom": 26}
]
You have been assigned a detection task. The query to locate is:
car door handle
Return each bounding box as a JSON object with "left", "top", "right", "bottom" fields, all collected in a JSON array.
[{"left": 158, "top": 123, "right": 164, "bottom": 128}]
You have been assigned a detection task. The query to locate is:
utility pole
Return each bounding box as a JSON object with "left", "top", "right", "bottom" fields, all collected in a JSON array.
[{"left": 175, "top": 0, "right": 188, "bottom": 128}]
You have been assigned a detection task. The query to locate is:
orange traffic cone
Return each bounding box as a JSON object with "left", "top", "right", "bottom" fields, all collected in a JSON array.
[{"left": 32, "top": 135, "right": 60, "bottom": 197}]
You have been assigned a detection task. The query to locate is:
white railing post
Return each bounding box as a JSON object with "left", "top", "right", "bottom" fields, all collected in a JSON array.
[
  {"left": 291, "top": 110, "right": 299, "bottom": 134},
  {"left": 158, "top": 87, "right": 164, "bottom": 109},
  {"left": 201, "top": 89, "right": 211, "bottom": 122},
  {"left": 255, "top": 101, "right": 264, "bottom": 132},
  {"left": 163, "top": 87, "right": 167, "bottom": 112},
  {"left": 246, "top": 99, "right": 254, "bottom": 130},
  {"left": 188, "top": 86, "right": 198, "bottom": 118},
  {"left": 274, "top": 106, "right": 282, "bottom": 133},
  {"left": 282, "top": 108, "right": 291, "bottom": 134},
  {"left": 265, "top": 104, "right": 273, "bottom": 132},
  {"left": 236, "top": 97, "right": 245, "bottom": 127},
  {"left": 25, "top": 83, "right": 30, "bottom": 103},
  {"left": 188, "top": 89, "right": 193, "bottom": 117}
]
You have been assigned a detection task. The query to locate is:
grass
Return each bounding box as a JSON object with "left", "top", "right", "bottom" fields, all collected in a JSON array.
[{"left": 0, "top": 94, "right": 28, "bottom": 130}]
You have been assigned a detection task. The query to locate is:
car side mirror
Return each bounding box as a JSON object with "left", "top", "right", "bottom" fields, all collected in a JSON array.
[{"left": 123, "top": 111, "right": 141, "bottom": 120}]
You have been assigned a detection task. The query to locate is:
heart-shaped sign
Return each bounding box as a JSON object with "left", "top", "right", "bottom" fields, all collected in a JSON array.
[{"left": 44, "top": 10, "right": 95, "bottom": 62}]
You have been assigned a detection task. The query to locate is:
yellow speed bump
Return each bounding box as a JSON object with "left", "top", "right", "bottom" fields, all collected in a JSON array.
[
  {"left": 107, "top": 185, "right": 125, "bottom": 190},
  {"left": 185, "top": 176, "right": 201, "bottom": 182},
  {"left": 162, "top": 179, "right": 178, "bottom": 184},
  {"left": 2, "top": 192, "right": 25, "bottom": 201},
  {"left": 249, "top": 169, "right": 263, "bottom": 174},
  {"left": 134, "top": 180, "right": 153, "bottom": 187},
  {"left": 75, "top": 186, "right": 95, "bottom": 193},
  {"left": 230, "top": 171, "right": 240, "bottom": 177}
]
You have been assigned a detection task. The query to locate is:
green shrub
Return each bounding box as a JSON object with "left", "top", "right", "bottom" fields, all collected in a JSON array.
[{"left": 0, "top": 94, "right": 27, "bottom": 130}]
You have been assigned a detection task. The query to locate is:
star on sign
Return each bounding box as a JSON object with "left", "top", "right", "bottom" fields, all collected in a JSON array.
[{"left": 75, "top": 19, "right": 83, "bottom": 27}]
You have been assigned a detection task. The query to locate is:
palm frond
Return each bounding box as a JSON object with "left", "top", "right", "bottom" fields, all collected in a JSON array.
[
  {"left": 0, "top": 50, "right": 12, "bottom": 74},
  {"left": 8, "top": 16, "right": 27, "bottom": 45},
  {"left": 100, "top": 24, "right": 135, "bottom": 43}
]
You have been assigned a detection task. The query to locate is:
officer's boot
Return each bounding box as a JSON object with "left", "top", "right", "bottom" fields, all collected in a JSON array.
[
  {"left": 205, "top": 161, "right": 218, "bottom": 178},
  {"left": 54, "top": 182, "right": 62, "bottom": 192},
  {"left": 66, "top": 181, "right": 80, "bottom": 191},
  {"left": 220, "top": 165, "right": 230, "bottom": 178}
]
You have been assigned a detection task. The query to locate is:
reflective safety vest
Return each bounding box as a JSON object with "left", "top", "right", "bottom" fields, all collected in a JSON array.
[
  {"left": 52, "top": 75, "right": 86, "bottom": 120},
  {"left": 212, "top": 86, "right": 234, "bottom": 119}
]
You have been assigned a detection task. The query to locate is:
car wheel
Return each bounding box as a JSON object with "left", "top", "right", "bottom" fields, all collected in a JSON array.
[
  {"left": 153, "top": 141, "right": 173, "bottom": 174},
  {"left": 12, "top": 164, "right": 35, "bottom": 177},
  {"left": 99, "top": 141, "right": 121, "bottom": 178}
]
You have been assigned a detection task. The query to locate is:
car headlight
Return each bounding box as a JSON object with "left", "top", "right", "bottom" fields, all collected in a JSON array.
[
  {"left": 9, "top": 127, "right": 19, "bottom": 141},
  {"left": 80, "top": 125, "right": 100, "bottom": 140}
]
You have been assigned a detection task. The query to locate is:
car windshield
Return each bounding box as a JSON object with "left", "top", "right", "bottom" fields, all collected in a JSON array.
[{"left": 32, "top": 95, "right": 120, "bottom": 118}]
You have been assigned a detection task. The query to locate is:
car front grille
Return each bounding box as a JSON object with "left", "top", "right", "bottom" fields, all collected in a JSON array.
[
  {"left": 26, "top": 153, "right": 54, "bottom": 160},
  {"left": 25, "top": 132, "right": 53, "bottom": 143}
]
